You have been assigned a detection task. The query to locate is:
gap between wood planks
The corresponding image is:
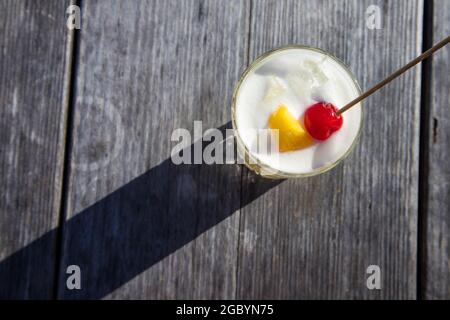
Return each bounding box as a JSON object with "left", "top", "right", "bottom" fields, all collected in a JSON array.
[
  {"left": 54, "top": 0, "right": 82, "bottom": 300},
  {"left": 417, "top": 0, "right": 434, "bottom": 301}
]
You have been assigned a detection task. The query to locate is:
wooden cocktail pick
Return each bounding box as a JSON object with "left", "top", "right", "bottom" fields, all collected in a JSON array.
[{"left": 336, "top": 36, "right": 450, "bottom": 115}]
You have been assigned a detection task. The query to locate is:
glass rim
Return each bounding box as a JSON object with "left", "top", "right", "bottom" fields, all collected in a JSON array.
[{"left": 231, "top": 44, "right": 363, "bottom": 178}]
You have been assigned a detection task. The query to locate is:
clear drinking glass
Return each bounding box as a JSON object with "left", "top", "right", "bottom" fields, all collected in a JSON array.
[{"left": 231, "top": 45, "right": 363, "bottom": 179}]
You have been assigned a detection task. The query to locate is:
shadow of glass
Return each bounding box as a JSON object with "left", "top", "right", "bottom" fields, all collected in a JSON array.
[{"left": 0, "top": 122, "right": 283, "bottom": 299}]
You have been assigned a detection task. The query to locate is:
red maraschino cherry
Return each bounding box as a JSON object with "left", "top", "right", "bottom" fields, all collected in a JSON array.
[{"left": 304, "top": 102, "right": 343, "bottom": 141}]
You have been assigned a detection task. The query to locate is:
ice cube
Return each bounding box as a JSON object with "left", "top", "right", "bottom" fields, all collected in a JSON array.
[
  {"left": 288, "top": 68, "right": 314, "bottom": 87},
  {"left": 311, "top": 81, "right": 335, "bottom": 102},
  {"left": 303, "top": 59, "right": 329, "bottom": 85},
  {"left": 286, "top": 68, "right": 314, "bottom": 99},
  {"left": 263, "top": 76, "right": 285, "bottom": 101}
]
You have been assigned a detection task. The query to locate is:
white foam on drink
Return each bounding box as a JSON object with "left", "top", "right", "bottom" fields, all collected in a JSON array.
[{"left": 235, "top": 48, "right": 362, "bottom": 174}]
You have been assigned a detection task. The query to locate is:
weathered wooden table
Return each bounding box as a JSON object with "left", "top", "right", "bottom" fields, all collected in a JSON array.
[{"left": 0, "top": 0, "right": 449, "bottom": 300}]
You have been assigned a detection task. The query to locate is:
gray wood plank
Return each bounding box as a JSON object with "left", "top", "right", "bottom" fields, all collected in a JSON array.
[
  {"left": 0, "top": 0, "right": 72, "bottom": 298},
  {"left": 58, "top": 0, "right": 253, "bottom": 299},
  {"left": 236, "top": 0, "right": 422, "bottom": 299},
  {"left": 422, "top": 0, "right": 450, "bottom": 300}
]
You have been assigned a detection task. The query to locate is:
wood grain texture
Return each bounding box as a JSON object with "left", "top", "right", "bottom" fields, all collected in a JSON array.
[
  {"left": 236, "top": 0, "right": 422, "bottom": 299},
  {"left": 58, "top": 0, "right": 252, "bottom": 299},
  {"left": 0, "top": 0, "right": 72, "bottom": 298},
  {"left": 422, "top": 0, "right": 450, "bottom": 300}
]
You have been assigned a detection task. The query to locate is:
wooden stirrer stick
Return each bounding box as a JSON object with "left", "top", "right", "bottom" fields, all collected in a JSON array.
[{"left": 337, "top": 36, "right": 450, "bottom": 115}]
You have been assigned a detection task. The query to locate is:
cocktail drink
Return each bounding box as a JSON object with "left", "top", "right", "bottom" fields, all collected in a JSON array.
[{"left": 232, "top": 46, "right": 362, "bottom": 178}]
